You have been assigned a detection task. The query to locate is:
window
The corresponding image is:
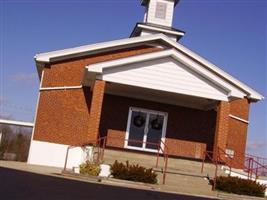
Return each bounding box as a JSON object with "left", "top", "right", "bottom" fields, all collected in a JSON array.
[{"left": 155, "top": 2, "right": 167, "bottom": 19}]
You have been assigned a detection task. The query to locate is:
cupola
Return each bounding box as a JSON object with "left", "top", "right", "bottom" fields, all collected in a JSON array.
[{"left": 130, "top": 0, "right": 185, "bottom": 41}]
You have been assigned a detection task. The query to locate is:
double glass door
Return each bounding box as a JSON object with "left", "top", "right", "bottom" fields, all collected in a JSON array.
[{"left": 125, "top": 107, "right": 168, "bottom": 152}]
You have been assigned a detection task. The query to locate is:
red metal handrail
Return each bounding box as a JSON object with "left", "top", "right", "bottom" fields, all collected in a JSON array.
[
  {"left": 201, "top": 147, "right": 267, "bottom": 190},
  {"left": 245, "top": 154, "right": 267, "bottom": 177},
  {"left": 156, "top": 139, "right": 169, "bottom": 184},
  {"left": 217, "top": 147, "right": 267, "bottom": 179}
]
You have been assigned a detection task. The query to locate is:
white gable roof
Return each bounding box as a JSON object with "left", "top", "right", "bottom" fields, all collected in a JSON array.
[{"left": 35, "top": 34, "right": 263, "bottom": 101}]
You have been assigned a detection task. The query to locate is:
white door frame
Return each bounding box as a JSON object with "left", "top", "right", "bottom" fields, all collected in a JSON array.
[{"left": 124, "top": 107, "right": 168, "bottom": 153}]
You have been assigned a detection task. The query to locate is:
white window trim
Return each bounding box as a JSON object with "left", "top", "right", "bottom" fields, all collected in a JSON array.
[{"left": 124, "top": 107, "right": 168, "bottom": 153}]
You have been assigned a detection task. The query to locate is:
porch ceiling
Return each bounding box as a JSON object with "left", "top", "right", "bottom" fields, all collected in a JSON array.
[{"left": 105, "top": 82, "right": 218, "bottom": 111}]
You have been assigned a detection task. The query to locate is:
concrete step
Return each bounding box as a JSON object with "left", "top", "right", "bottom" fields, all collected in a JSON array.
[
  {"left": 103, "top": 149, "right": 227, "bottom": 178},
  {"left": 103, "top": 149, "right": 219, "bottom": 197},
  {"left": 157, "top": 171, "right": 215, "bottom": 196}
]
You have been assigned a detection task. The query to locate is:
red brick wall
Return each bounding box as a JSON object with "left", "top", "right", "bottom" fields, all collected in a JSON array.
[
  {"left": 165, "top": 138, "right": 206, "bottom": 159},
  {"left": 87, "top": 80, "right": 106, "bottom": 143},
  {"left": 106, "top": 129, "right": 125, "bottom": 148},
  {"left": 100, "top": 94, "right": 216, "bottom": 159},
  {"left": 33, "top": 87, "right": 92, "bottom": 145},
  {"left": 33, "top": 46, "right": 161, "bottom": 146},
  {"left": 229, "top": 98, "right": 250, "bottom": 120},
  {"left": 226, "top": 99, "right": 250, "bottom": 168},
  {"left": 213, "top": 101, "right": 230, "bottom": 159}
]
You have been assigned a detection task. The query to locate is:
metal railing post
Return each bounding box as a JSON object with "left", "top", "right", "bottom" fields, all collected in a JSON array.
[
  {"left": 101, "top": 137, "right": 106, "bottom": 161},
  {"left": 212, "top": 150, "right": 219, "bottom": 190},
  {"left": 156, "top": 143, "right": 160, "bottom": 168},
  {"left": 63, "top": 146, "right": 70, "bottom": 172},
  {"left": 163, "top": 154, "right": 168, "bottom": 184},
  {"left": 201, "top": 151, "right": 205, "bottom": 173}
]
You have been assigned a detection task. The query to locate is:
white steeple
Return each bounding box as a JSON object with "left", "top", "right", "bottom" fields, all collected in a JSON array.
[
  {"left": 131, "top": 0, "right": 184, "bottom": 41},
  {"left": 142, "top": 0, "right": 178, "bottom": 27}
]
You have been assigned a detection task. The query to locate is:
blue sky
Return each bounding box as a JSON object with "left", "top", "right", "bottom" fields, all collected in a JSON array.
[{"left": 0, "top": 0, "right": 266, "bottom": 156}]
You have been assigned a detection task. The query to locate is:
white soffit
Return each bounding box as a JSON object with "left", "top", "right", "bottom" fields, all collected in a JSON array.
[
  {"left": 87, "top": 49, "right": 246, "bottom": 101},
  {"left": 35, "top": 33, "right": 263, "bottom": 100}
]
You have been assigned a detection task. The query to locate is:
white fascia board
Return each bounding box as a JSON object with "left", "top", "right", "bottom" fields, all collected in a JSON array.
[
  {"left": 34, "top": 34, "right": 166, "bottom": 63},
  {"left": 137, "top": 24, "right": 185, "bottom": 36},
  {"left": 87, "top": 49, "right": 246, "bottom": 99}
]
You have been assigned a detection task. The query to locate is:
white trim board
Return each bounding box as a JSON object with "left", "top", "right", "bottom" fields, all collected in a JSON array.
[
  {"left": 229, "top": 114, "right": 249, "bottom": 124},
  {"left": 35, "top": 33, "right": 263, "bottom": 101},
  {"left": 39, "top": 85, "right": 83, "bottom": 91}
]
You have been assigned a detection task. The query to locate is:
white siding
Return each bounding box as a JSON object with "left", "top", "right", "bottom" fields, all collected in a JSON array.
[
  {"left": 99, "top": 57, "right": 228, "bottom": 101},
  {"left": 146, "top": 0, "right": 174, "bottom": 27}
]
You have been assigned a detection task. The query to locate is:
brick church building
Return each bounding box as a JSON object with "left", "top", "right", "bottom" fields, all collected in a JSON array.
[{"left": 28, "top": 0, "right": 263, "bottom": 169}]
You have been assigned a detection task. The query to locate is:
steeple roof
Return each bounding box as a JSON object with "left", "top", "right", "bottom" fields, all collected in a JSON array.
[{"left": 141, "top": 0, "right": 180, "bottom": 7}]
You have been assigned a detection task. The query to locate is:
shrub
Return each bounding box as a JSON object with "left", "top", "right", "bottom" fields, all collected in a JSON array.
[
  {"left": 110, "top": 160, "right": 157, "bottom": 184},
  {"left": 79, "top": 161, "right": 100, "bottom": 176},
  {"left": 215, "top": 176, "right": 266, "bottom": 197}
]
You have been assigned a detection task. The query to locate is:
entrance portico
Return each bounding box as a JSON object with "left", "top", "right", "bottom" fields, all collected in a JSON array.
[{"left": 83, "top": 49, "right": 241, "bottom": 162}]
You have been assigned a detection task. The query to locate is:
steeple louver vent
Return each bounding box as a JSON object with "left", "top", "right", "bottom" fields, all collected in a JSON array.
[{"left": 155, "top": 2, "right": 167, "bottom": 19}]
